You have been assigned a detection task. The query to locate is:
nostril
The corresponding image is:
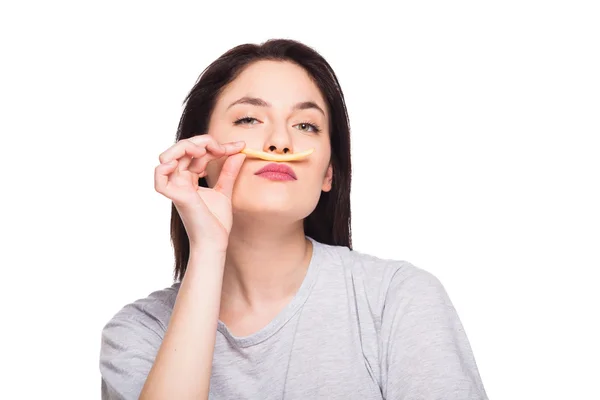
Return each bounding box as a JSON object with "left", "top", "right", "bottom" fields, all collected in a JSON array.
[{"left": 267, "top": 146, "right": 291, "bottom": 153}]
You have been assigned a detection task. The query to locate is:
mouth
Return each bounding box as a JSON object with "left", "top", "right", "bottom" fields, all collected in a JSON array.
[{"left": 254, "top": 163, "right": 297, "bottom": 181}]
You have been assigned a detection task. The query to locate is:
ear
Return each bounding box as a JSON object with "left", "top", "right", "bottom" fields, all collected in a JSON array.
[{"left": 322, "top": 163, "right": 333, "bottom": 192}]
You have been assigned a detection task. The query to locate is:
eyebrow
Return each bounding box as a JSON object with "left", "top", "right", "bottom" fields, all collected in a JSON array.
[{"left": 227, "top": 96, "right": 326, "bottom": 116}]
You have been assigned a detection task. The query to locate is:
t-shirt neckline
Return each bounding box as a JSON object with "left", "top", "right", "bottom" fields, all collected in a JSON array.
[{"left": 216, "top": 236, "right": 323, "bottom": 348}]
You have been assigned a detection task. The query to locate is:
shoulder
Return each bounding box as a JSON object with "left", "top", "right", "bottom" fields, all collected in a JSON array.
[
  {"left": 101, "top": 283, "right": 181, "bottom": 337},
  {"left": 315, "top": 239, "right": 440, "bottom": 298},
  {"left": 100, "top": 284, "right": 180, "bottom": 399},
  {"left": 313, "top": 239, "right": 445, "bottom": 316}
]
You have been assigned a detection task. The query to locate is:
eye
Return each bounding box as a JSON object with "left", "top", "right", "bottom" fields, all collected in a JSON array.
[
  {"left": 234, "top": 117, "right": 261, "bottom": 125},
  {"left": 294, "top": 122, "right": 321, "bottom": 133}
]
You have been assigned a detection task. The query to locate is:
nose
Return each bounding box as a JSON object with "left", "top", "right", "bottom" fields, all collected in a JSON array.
[{"left": 263, "top": 125, "right": 293, "bottom": 155}]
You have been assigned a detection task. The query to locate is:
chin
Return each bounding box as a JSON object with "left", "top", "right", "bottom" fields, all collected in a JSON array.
[{"left": 231, "top": 188, "right": 319, "bottom": 222}]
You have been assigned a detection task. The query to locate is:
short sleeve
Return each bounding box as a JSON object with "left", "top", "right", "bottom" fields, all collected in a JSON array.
[
  {"left": 380, "top": 267, "right": 488, "bottom": 399},
  {"left": 100, "top": 296, "right": 172, "bottom": 400}
]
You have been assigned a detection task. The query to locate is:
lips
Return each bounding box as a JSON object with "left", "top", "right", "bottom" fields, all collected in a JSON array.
[{"left": 254, "top": 163, "right": 297, "bottom": 180}]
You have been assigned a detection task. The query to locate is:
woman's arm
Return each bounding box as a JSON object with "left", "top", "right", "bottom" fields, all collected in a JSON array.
[
  {"left": 101, "top": 136, "right": 245, "bottom": 399},
  {"left": 139, "top": 249, "right": 226, "bottom": 400}
]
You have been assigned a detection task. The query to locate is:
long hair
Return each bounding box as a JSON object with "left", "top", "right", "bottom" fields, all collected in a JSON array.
[{"left": 171, "top": 39, "right": 352, "bottom": 281}]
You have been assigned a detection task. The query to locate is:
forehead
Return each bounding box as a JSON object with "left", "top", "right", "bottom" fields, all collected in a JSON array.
[{"left": 217, "top": 60, "right": 327, "bottom": 110}]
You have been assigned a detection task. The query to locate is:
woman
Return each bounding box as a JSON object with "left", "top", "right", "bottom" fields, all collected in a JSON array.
[{"left": 100, "top": 39, "right": 488, "bottom": 400}]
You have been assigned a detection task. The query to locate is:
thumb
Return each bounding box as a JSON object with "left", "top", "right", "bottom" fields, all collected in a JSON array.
[{"left": 213, "top": 153, "right": 246, "bottom": 198}]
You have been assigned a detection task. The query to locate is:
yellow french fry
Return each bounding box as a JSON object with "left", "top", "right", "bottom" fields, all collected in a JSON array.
[{"left": 241, "top": 148, "right": 314, "bottom": 162}]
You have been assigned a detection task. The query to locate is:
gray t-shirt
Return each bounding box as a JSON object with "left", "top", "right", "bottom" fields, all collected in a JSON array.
[{"left": 100, "top": 237, "right": 488, "bottom": 399}]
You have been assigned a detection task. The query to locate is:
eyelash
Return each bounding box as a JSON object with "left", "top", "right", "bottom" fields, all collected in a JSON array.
[
  {"left": 233, "top": 117, "right": 260, "bottom": 126},
  {"left": 233, "top": 116, "right": 321, "bottom": 133},
  {"left": 296, "top": 121, "right": 321, "bottom": 133}
]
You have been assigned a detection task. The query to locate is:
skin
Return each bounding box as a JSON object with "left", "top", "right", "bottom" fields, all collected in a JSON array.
[
  {"left": 142, "top": 60, "right": 334, "bottom": 399},
  {"left": 205, "top": 60, "right": 333, "bottom": 336},
  {"left": 205, "top": 60, "right": 333, "bottom": 222}
]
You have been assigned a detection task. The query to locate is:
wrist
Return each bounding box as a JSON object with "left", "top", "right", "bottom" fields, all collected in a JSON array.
[
  {"left": 189, "top": 238, "right": 229, "bottom": 255},
  {"left": 188, "top": 246, "right": 227, "bottom": 266}
]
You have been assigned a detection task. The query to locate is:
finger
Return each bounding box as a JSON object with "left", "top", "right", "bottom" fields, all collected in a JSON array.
[
  {"left": 190, "top": 135, "right": 227, "bottom": 155},
  {"left": 154, "top": 160, "right": 178, "bottom": 195},
  {"left": 195, "top": 136, "right": 245, "bottom": 156},
  {"left": 159, "top": 140, "right": 206, "bottom": 165},
  {"left": 188, "top": 152, "right": 219, "bottom": 175},
  {"left": 165, "top": 138, "right": 244, "bottom": 172},
  {"left": 188, "top": 141, "right": 246, "bottom": 175},
  {"left": 209, "top": 140, "right": 245, "bottom": 155},
  {"left": 177, "top": 153, "right": 200, "bottom": 172},
  {"left": 159, "top": 135, "right": 230, "bottom": 163},
  {"left": 213, "top": 153, "right": 247, "bottom": 198}
]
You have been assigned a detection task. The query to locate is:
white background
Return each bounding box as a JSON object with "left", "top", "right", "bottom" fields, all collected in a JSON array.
[{"left": 1, "top": 1, "right": 599, "bottom": 398}]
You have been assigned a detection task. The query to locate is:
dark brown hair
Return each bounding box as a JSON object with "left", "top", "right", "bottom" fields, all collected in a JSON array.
[{"left": 171, "top": 39, "right": 352, "bottom": 281}]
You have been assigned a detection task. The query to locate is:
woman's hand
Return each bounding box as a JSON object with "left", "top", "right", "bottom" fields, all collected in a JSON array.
[{"left": 154, "top": 135, "right": 246, "bottom": 250}]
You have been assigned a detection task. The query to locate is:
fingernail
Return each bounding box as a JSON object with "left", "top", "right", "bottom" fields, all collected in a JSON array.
[{"left": 234, "top": 141, "right": 245, "bottom": 146}]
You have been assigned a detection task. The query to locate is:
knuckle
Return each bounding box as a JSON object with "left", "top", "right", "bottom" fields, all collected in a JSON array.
[
  {"left": 189, "top": 134, "right": 212, "bottom": 145},
  {"left": 184, "top": 139, "right": 201, "bottom": 153}
]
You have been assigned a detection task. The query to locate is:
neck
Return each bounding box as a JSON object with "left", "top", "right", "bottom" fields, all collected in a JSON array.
[{"left": 221, "top": 217, "right": 312, "bottom": 310}]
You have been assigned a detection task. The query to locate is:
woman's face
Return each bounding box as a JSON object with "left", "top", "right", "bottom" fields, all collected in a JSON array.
[{"left": 205, "top": 60, "right": 333, "bottom": 221}]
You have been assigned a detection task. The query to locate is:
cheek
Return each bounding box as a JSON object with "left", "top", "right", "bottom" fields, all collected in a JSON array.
[
  {"left": 316, "top": 149, "right": 332, "bottom": 178},
  {"left": 208, "top": 115, "right": 250, "bottom": 143},
  {"left": 299, "top": 161, "right": 330, "bottom": 196},
  {"left": 207, "top": 121, "right": 231, "bottom": 143}
]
